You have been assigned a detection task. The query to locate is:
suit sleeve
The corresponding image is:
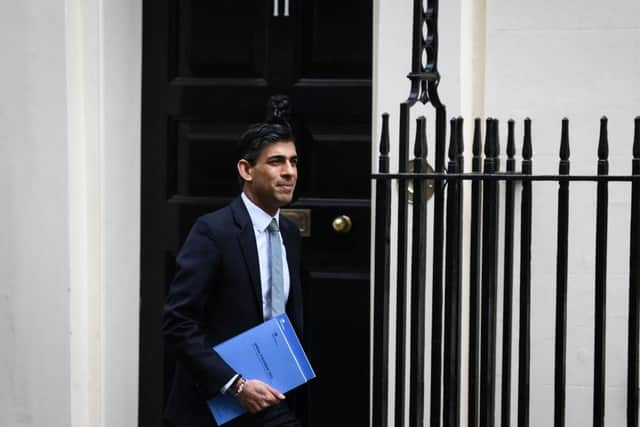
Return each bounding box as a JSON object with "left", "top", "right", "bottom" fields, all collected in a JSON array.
[{"left": 162, "top": 218, "right": 236, "bottom": 398}]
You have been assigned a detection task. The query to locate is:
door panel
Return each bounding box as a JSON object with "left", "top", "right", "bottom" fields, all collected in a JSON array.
[
  {"left": 173, "top": 120, "right": 253, "bottom": 197},
  {"left": 305, "top": 274, "right": 370, "bottom": 427},
  {"left": 141, "top": 2, "right": 372, "bottom": 426},
  {"left": 309, "top": 136, "right": 371, "bottom": 198},
  {"left": 175, "top": 0, "right": 268, "bottom": 78},
  {"left": 297, "top": 0, "right": 373, "bottom": 79},
  {"left": 298, "top": 204, "right": 369, "bottom": 273}
]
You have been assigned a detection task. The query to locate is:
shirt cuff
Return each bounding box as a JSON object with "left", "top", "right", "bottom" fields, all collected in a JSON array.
[{"left": 220, "top": 374, "right": 240, "bottom": 395}]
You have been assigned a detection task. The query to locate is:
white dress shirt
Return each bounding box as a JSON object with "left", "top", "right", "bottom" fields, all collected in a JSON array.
[
  {"left": 240, "top": 192, "right": 291, "bottom": 320},
  {"left": 222, "top": 194, "right": 292, "bottom": 394}
]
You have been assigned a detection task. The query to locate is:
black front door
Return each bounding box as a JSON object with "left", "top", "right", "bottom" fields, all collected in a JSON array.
[{"left": 140, "top": 2, "right": 372, "bottom": 426}]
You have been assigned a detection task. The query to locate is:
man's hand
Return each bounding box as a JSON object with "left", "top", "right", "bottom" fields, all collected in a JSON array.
[{"left": 237, "top": 379, "right": 285, "bottom": 413}]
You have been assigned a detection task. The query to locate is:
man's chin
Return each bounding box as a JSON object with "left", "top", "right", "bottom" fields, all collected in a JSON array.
[{"left": 275, "top": 194, "right": 294, "bottom": 206}]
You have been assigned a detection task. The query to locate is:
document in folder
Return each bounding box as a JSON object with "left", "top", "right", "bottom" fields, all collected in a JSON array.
[{"left": 206, "top": 313, "right": 316, "bottom": 425}]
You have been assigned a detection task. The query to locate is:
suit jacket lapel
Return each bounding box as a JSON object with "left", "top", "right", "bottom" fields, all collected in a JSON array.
[{"left": 231, "top": 197, "right": 264, "bottom": 319}]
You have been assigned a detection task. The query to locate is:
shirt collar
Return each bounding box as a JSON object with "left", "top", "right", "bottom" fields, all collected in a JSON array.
[{"left": 241, "top": 192, "right": 279, "bottom": 232}]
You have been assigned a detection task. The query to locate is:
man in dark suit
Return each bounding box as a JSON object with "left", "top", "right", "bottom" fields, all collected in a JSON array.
[{"left": 162, "top": 122, "right": 304, "bottom": 427}]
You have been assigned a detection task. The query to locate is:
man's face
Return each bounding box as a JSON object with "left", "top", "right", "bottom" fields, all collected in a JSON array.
[{"left": 238, "top": 141, "right": 298, "bottom": 216}]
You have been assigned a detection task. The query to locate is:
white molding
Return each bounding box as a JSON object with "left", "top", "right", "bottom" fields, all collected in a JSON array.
[
  {"left": 100, "top": 0, "right": 142, "bottom": 425},
  {"left": 461, "top": 0, "right": 487, "bottom": 130},
  {"left": 66, "top": 0, "right": 104, "bottom": 425},
  {"left": 66, "top": 0, "right": 141, "bottom": 425}
]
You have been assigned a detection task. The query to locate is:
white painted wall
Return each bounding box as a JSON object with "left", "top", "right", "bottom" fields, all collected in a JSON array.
[
  {"left": 0, "top": 1, "right": 72, "bottom": 426},
  {"left": 485, "top": 1, "right": 640, "bottom": 426},
  {"left": 373, "top": 0, "right": 639, "bottom": 426},
  {"left": 2, "top": 0, "right": 636, "bottom": 425},
  {"left": 0, "top": 0, "right": 141, "bottom": 426}
]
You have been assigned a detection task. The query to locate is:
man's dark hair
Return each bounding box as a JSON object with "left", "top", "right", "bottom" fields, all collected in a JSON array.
[{"left": 237, "top": 121, "right": 295, "bottom": 165}]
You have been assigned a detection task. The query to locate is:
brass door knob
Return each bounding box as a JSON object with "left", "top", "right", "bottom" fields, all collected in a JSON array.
[{"left": 332, "top": 215, "right": 352, "bottom": 233}]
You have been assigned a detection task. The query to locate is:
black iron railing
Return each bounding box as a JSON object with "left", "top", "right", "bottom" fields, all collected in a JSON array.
[{"left": 371, "top": 114, "right": 640, "bottom": 427}]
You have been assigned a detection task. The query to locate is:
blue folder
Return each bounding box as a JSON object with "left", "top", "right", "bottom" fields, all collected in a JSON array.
[{"left": 206, "top": 313, "right": 316, "bottom": 425}]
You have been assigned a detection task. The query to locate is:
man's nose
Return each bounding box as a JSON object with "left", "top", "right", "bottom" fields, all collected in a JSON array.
[{"left": 282, "top": 161, "right": 296, "bottom": 176}]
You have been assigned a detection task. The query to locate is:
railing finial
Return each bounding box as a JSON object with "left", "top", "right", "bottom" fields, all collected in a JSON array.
[
  {"left": 507, "top": 119, "right": 516, "bottom": 158},
  {"left": 415, "top": 116, "right": 428, "bottom": 159},
  {"left": 457, "top": 117, "right": 465, "bottom": 156},
  {"left": 473, "top": 118, "right": 482, "bottom": 156},
  {"left": 484, "top": 118, "right": 492, "bottom": 157},
  {"left": 380, "top": 113, "right": 390, "bottom": 156},
  {"left": 633, "top": 116, "right": 640, "bottom": 158},
  {"left": 560, "top": 118, "right": 570, "bottom": 161},
  {"left": 449, "top": 118, "right": 458, "bottom": 160},
  {"left": 485, "top": 118, "right": 499, "bottom": 158},
  {"left": 523, "top": 118, "right": 533, "bottom": 160},
  {"left": 598, "top": 116, "right": 609, "bottom": 160},
  {"left": 495, "top": 119, "right": 501, "bottom": 157}
]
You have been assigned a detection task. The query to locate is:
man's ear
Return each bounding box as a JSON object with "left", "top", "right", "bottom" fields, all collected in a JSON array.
[{"left": 237, "top": 159, "right": 253, "bottom": 182}]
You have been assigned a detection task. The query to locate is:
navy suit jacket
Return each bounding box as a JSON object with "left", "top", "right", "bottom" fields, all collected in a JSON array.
[{"left": 162, "top": 196, "right": 304, "bottom": 427}]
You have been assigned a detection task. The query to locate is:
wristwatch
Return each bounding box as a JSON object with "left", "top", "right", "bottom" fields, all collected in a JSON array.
[{"left": 231, "top": 376, "right": 247, "bottom": 397}]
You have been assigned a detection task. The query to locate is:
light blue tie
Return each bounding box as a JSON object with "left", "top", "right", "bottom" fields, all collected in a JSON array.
[{"left": 268, "top": 218, "right": 285, "bottom": 317}]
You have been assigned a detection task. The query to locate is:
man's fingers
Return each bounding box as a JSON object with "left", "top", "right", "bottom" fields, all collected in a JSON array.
[
  {"left": 237, "top": 379, "right": 285, "bottom": 414},
  {"left": 251, "top": 380, "right": 285, "bottom": 401},
  {"left": 263, "top": 383, "right": 285, "bottom": 400},
  {"left": 247, "top": 398, "right": 273, "bottom": 413}
]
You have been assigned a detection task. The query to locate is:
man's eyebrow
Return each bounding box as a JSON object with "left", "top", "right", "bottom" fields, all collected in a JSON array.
[{"left": 267, "top": 154, "right": 298, "bottom": 161}]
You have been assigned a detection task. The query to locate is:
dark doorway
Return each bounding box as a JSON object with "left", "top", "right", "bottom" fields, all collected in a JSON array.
[{"left": 140, "top": 1, "right": 373, "bottom": 426}]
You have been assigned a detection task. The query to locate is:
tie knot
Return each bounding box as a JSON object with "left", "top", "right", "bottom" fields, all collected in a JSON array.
[{"left": 268, "top": 218, "right": 279, "bottom": 233}]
